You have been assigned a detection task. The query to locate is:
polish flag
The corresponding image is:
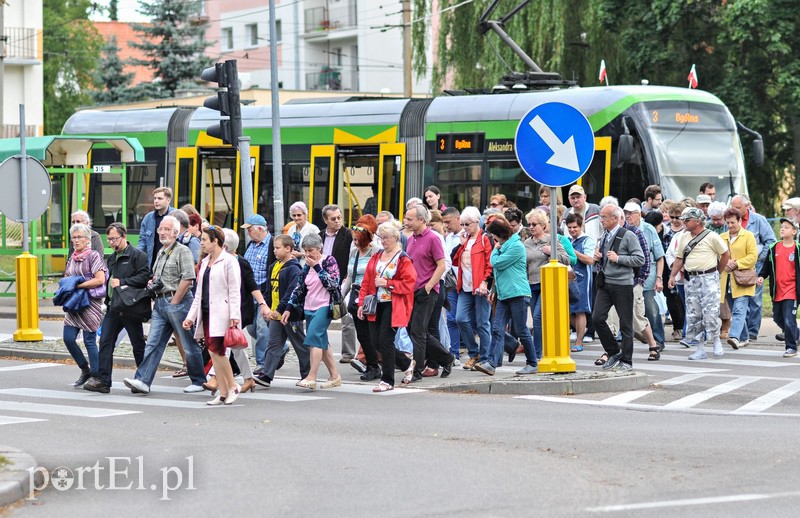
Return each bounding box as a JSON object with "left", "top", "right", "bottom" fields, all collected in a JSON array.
[
  {"left": 687, "top": 64, "right": 698, "bottom": 89},
  {"left": 598, "top": 60, "right": 607, "bottom": 84}
]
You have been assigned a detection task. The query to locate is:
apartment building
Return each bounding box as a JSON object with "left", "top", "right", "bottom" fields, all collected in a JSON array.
[
  {"left": 204, "top": 0, "right": 431, "bottom": 94},
  {"left": 1, "top": 1, "right": 43, "bottom": 136}
]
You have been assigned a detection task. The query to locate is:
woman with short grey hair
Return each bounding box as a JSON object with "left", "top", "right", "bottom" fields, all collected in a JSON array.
[{"left": 282, "top": 234, "right": 341, "bottom": 390}]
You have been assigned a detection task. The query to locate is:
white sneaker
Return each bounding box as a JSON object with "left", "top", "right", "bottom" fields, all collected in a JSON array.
[
  {"left": 453, "top": 358, "right": 461, "bottom": 367},
  {"left": 583, "top": 336, "right": 593, "bottom": 344},
  {"left": 123, "top": 378, "right": 150, "bottom": 394},
  {"left": 570, "top": 332, "right": 577, "bottom": 341},
  {"left": 234, "top": 375, "right": 244, "bottom": 384},
  {"left": 183, "top": 384, "right": 205, "bottom": 393}
]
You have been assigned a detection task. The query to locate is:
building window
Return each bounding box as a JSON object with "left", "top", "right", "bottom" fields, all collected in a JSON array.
[
  {"left": 246, "top": 24, "right": 258, "bottom": 47},
  {"left": 222, "top": 27, "right": 234, "bottom": 51}
]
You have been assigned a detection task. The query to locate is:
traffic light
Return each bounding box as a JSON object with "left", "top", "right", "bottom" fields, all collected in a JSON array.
[{"left": 200, "top": 60, "right": 242, "bottom": 147}]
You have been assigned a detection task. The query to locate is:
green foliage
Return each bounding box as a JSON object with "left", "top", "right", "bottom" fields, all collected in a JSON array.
[
  {"left": 414, "top": 0, "right": 800, "bottom": 213},
  {"left": 130, "top": 0, "right": 213, "bottom": 98},
  {"left": 43, "top": 0, "right": 103, "bottom": 134}
]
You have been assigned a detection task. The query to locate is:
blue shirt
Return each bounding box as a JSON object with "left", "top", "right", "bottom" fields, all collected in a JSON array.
[{"left": 244, "top": 237, "right": 271, "bottom": 288}]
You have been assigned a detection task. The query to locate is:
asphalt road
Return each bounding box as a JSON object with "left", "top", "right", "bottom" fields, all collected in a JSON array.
[{"left": 2, "top": 346, "right": 800, "bottom": 517}]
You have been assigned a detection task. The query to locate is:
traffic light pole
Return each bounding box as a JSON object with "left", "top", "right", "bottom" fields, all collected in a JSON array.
[{"left": 239, "top": 136, "right": 253, "bottom": 243}]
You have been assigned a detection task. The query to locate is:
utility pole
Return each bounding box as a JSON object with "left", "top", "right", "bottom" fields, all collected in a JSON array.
[
  {"left": 269, "top": 0, "right": 284, "bottom": 232},
  {"left": 0, "top": 3, "right": 5, "bottom": 137},
  {"left": 402, "top": 0, "right": 411, "bottom": 97}
]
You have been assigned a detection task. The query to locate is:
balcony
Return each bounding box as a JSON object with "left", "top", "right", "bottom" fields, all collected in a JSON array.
[
  {"left": 304, "top": 2, "right": 357, "bottom": 34},
  {"left": 306, "top": 66, "right": 342, "bottom": 91},
  {"left": 3, "top": 27, "right": 39, "bottom": 61}
]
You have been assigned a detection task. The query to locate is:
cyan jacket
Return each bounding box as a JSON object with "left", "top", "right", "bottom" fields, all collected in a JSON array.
[{"left": 491, "top": 233, "right": 532, "bottom": 300}]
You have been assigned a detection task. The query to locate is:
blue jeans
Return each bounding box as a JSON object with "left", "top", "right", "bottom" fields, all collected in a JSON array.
[
  {"left": 773, "top": 300, "right": 799, "bottom": 350},
  {"left": 529, "top": 284, "right": 542, "bottom": 360},
  {"left": 727, "top": 293, "right": 751, "bottom": 342},
  {"left": 456, "top": 291, "right": 492, "bottom": 361},
  {"left": 247, "top": 301, "right": 271, "bottom": 368},
  {"left": 63, "top": 325, "right": 98, "bottom": 375},
  {"left": 134, "top": 294, "right": 205, "bottom": 387},
  {"left": 489, "top": 296, "right": 535, "bottom": 369},
  {"left": 643, "top": 289, "right": 665, "bottom": 345},
  {"left": 747, "top": 281, "right": 765, "bottom": 338},
  {"left": 446, "top": 289, "right": 461, "bottom": 357}
]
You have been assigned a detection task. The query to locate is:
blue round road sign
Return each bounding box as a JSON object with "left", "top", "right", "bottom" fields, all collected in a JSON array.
[{"left": 514, "top": 102, "right": 595, "bottom": 187}]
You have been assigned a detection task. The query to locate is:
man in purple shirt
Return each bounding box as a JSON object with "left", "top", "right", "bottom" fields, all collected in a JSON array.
[{"left": 404, "top": 205, "right": 455, "bottom": 381}]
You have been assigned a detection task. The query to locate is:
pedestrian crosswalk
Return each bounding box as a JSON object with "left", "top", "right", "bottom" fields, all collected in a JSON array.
[{"left": 0, "top": 365, "right": 428, "bottom": 427}]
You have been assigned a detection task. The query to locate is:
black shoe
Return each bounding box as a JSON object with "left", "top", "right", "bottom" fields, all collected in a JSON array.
[
  {"left": 73, "top": 367, "right": 91, "bottom": 388},
  {"left": 601, "top": 352, "right": 623, "bottom": 371},
  {"left": 253, "top": 374, "right": 271, "bottom": 388},
  {"left": 411, "top": 371, "right": 423, "bottom": 383},
  {"left": 749, "top": 335, "right": 758, "bottom": 342},
  {"left": 441, "top": 355, "right": 455, "bottom": 378},
  {"left": 657, "top": 342, "right": 665, "bottom": 353},
  {"left": 83, "top": 377, "right": 110, "bottom": 393},
  {"left": 360, "top": 367, "right": 382, "bottom": 381},
  {"left": 508, "top": 345, "right": 517, "bottom": 363},
  {"left": 776, "top": 333, "right": 785, "bottom": 342}
]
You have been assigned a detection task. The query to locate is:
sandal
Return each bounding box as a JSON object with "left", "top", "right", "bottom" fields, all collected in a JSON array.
[
  {"left": 571, "top": 345, "right": 584, "bottom": 353},
  {"left": 594, "top": 353, "right": 608, "bottom": 366},
  {"left": 401, "top": 359, "right": 416, "bottom": 385},
  {"left": 172, "top": 367, "right": 188, "bottom": 378},
  {"left": 296, "top": 379, "right": 316, "bottom": 390},
  {"left": 372, "top": 381, "right": 394, "bottom": 393},
  {"left": 648, "top": 347, "right": 660, "bottom": 361}
]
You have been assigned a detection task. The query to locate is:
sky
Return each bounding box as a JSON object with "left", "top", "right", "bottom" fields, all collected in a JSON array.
[{"left": 90, "top": 1, "right": 151, "bottom": 23}]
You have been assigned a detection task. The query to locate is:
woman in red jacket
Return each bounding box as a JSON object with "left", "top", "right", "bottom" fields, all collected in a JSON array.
[
  {"left": 358, "top": 221, "right": 417, "bottom": 392},
  {"left": 452, "top": 206, "right": 493, "bottom": 370}
]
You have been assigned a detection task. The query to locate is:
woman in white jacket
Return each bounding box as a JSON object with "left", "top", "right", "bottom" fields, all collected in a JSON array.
[{"left": 183, "top": 226, "right": 242, "bottom": 405}]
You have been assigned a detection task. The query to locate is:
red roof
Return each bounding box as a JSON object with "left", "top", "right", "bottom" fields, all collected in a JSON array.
[{"left": 94, "top": 21, "right": 155, "bottom": 85}]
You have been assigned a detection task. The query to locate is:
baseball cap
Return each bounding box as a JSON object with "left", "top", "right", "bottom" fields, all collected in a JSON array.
[
  {"left": 679, "top": 207, "right": 705, "bottom": 221},
  {"left": 622, "top": 202, "right": 641, "bottom": 213},
  {"left": 779, "top": 217, "right": 799, "bottom": 231},
  {"left": 696, "top": 194, "right": 712, "bottom": 205},
  {"left": 782, "top": 197, "right": 800, "bottom": 210},
  {"left": 568, "top": 185, "right": 585, "bottom": 196},
  {"left": 240, "top": 214, "right": 267, "bottom": 228}
]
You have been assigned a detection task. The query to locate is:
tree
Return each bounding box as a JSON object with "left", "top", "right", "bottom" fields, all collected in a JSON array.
[
  {"left": 90, "top": 36, "right": 138, "bottom": 105},
  {"left": 109, "top": 0, "right": 118, "bottom": 21},
  {"left": 130, "top": 0, "right": 213, "bottom": 98},
  {"left": 43, "top": 0, "right": 103, "bottom": 134}
]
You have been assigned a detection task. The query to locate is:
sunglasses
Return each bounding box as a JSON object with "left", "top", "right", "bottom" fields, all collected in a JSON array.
[{"left": 351, "top": 225, "right": 365, "bottom": 232}]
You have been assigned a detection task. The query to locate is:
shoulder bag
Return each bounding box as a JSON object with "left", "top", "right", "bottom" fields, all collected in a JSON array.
[
  {"left": 732, "top": 268, "right": 757, "bottom": 287},
  {"left": 362, "top": 250, "right": 402, "bottom": 316}
]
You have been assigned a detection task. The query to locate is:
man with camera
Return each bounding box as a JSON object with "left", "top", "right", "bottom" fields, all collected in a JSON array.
[
  {"left": 84, "top": 223, "right": 152, "bottom": 394},
  {"left": 123, "top": 215, "right": 206, "bottom": 394}
]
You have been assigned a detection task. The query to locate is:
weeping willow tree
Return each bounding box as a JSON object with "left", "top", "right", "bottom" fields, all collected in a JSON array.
[{"left": 413, "top": 0, "right": 625, "bottom": 93}]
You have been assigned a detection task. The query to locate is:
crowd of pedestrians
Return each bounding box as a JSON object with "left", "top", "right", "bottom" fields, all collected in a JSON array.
[{"left": 54, "top": 180, "right": 799, "bottom": 404}]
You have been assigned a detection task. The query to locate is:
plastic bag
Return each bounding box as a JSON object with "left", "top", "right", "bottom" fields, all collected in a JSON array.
[{"left": 224, "top": 326, "right": 248, "bottom": 349}]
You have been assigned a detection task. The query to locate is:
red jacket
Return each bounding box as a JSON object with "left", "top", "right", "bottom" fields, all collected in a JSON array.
[
  {"left": 358, "top": 251, "right": 416, "bottom": 328},
  {"left": 452, "top": 229, "right": 493, "bottom": 292}
]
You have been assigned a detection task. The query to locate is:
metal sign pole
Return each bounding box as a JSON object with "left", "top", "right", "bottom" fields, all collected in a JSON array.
[
  {"left": 239, "top": 136, "right": 253, "bottom": 245},
  {"left": 19, "top": 104, "right": 28, "bottom": 253},
  {"left": 549, "top": 187, "right": 558, "bottom": 260},
  {"left": 269, "top": 0, "right": 285, "bottom": 233}
]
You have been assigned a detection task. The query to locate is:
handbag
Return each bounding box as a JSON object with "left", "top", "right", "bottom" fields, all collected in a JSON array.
[
  {"left": 362, "top": 294, "right": 378, "bottom": 316},
  {"left": 70, "top": 252, "right": 108, "bottom": 299},
  {"left": 732, "top": 269, "right": 757, "bottom": 287},
  {"left": 223, "top": 326, "right": 248, "bottom": 349},
  {"left": 113, "top": 285, "right": 152, "bottom": 321},
  {"left": 444, "top": 269, "right": 457, "bottom": 291},
  {"left": 331, "top": 300, "right": 347, "bottom": 320}
]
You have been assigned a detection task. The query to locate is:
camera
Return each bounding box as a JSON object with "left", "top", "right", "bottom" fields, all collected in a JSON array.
[{"left": 146, "top": 278, "right": 164, "bottom": 299}]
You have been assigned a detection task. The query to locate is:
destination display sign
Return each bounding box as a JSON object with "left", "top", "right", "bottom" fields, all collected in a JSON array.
[
  {"left": 436, "top": 133, "right": 485, "bottom": 154},
  {"left": 638, "top": 102, "right": 734, "bottom": 131}
]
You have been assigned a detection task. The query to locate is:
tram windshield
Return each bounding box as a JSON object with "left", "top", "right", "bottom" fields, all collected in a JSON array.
[{"left": 634, "top": 101, "right": 747, "bottom": 200}]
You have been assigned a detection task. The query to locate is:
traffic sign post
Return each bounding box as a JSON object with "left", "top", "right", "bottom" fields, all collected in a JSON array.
[{"left": 515, "top": 102, "right": 595, "bottom": 373}]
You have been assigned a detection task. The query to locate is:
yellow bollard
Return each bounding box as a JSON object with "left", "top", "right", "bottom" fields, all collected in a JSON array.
[
  {"left": 13, "top": 252, "right": 44, "bottom": 342},
  {"left": 539, "top": 259, "right": 576, "bottom": 373}
]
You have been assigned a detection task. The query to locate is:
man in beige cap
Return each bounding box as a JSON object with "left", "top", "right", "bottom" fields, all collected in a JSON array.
[
  {"left": 696, "top": 194, "right": 712, "bottom": 219},
  {"left": 782, "top": 197, "right": 800, "bottom": 228},
  {"left": 564, "top": 184, "right": 602, "bottom": 244}
]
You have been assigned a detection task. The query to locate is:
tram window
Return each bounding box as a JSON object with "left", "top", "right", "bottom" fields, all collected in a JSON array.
[
  {"left": 435, "top": 161, "right": 482, "bottom": 209},
  {"left": 127, "top": 165, "right": 157, "bottom": 231},
  {"left": 487, "top": 161, "right": 537, "bottom": 211},
  {"left": 436, "top": 162, "right": 482, "bottom": 182},
  {"left": 257, "top": 165, "right": 275, "bottom": 234},
  {"left": 286, "top": 163, "right": 310, "bottom": 228}
]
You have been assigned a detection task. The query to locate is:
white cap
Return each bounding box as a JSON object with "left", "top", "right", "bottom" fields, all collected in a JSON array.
[{"left": 622, "top": 202, "right": 641, "bottom": 213}]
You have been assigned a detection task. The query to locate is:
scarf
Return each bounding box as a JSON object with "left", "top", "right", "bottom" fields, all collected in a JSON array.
[{"left": 71, "top": 248, "right": 92, "bottom": 263}]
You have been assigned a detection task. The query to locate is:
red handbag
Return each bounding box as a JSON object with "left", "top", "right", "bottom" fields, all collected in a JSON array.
[{"left": 223, "top": 326, "right": 248, "bottom": 349}]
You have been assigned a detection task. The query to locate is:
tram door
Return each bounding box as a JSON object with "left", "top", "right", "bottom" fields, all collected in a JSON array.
[
  {"left": 309, "top": 143, "right": 405, "bottom": 226},
  {"left": 175, "top": 146, "right": 260, "bottom": 231}
]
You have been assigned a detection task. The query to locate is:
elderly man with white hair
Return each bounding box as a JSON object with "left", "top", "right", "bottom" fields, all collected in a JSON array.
[
  {"left": 286, "top": 201, "right": 320, "bottom": 262},
  {"left": 68, "top": 210, "right": 105, "bottom": 256},
  {"left": 123, "top": 215, "right": 206, "bottom": 395},
  {"left": 705, "top": 201, "right": 728, "bottom": 234}
]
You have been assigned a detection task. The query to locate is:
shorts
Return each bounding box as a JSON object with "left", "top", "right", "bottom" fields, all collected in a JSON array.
[
  {"left": 304, "top": 306, "right": 331, "bottom": 350},
  {"left": 202, "top": 312, "right": 226, "bottom": 356}
]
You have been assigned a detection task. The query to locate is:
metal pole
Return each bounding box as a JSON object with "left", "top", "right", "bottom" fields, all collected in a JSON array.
[
  {"left": 19, "top": 104, "right": 28, "bottom": 253},
  {"left": 239, "top": 136, "right": 253, "bottom": 245},
  {"left": 549, "top": 187, "right": 558, "bottom": 260},
  {"left": 269, "top": 0, "right": 285, "bottom": 233},
  {"left": 0, "top": 5, "right": 5, "bottom": 137},
  {"left": 402, "top": 0, "right": 412, "bottom": 97}
]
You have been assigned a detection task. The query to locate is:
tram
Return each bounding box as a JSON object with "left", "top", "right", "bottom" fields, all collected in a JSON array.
[{"left": 61, "top": 84, "right": 760, "bottom": 236}]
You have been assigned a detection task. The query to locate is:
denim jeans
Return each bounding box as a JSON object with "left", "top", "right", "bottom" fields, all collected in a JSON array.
[
  {"left": 63, "top": 325, "right": 98, "bottom": 376},
  {"left": 445, "top": 289, "right": 461, "bottom": 357},
  {"left": 643, "top": 289, "right": 665, "bottom": 345},
  {"left": 489, "top": 296, "right": 535, "bottom": 369},
  {"left": 529, "top": 284, "right": 542, "bottom": 360},
  {"left": 456, "top": 291, "right": 492, "bottom": 361},
  {"left": 773, "top": 300, "right": 799, "bottom": 350},
  {"left": 247, "top": 301, "right": 271, "bottom": 368},
  {"left": 134, "top": 294, "right": 205, "bottom": 387},
  {"left": 747, "top": 281, "right": 765, "bottom": 338},
  {"left": 727, "top": 293, "right": 751, "bottom": 342}
]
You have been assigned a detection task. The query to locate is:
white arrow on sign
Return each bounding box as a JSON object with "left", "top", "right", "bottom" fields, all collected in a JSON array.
[{"left": 528, "top": 115, "right": 580, "bottom": 172}]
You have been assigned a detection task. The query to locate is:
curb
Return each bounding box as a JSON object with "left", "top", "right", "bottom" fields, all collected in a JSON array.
[
  {"left": 432, "top": 371, "right": 650, "bottom": 395},
  {"left": 0, "top": 445, "right": 41, "bottom": 507},
  {"left": 0, "top": 347, "right": 182, "bottom": 371}
]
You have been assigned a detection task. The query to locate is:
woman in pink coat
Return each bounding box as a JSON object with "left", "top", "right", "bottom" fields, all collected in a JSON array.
[{"left": 183, "top": 226, "right": 242, "bottom": 405}]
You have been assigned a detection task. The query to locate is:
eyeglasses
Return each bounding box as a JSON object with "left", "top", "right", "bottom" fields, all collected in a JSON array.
[
  {"left": 460, "top": 222, "right": 472, "bottom": 227},
  {"left": 290, "top": 213, "right": 304, "bottom": 218},
  {"left": 71, "top": 220, "right": 83, "bottom": 224},
  {"left": 489, "top": 203, "right": 500, "bottom": 208},
  {"left": 351, "top": 225, "right": 365, "bottom": 232},
  {"left": 379, "top": 235, "right": 396, "bottom": 241},
  {"left": 71, "top": 236, "right": 88, "bottom": 241},
  {"left": 107, "top": 236, "right": 121, "bottom": 242},
  {"left": 528, "top": 222, "right": 539, "bottom": 228}
]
